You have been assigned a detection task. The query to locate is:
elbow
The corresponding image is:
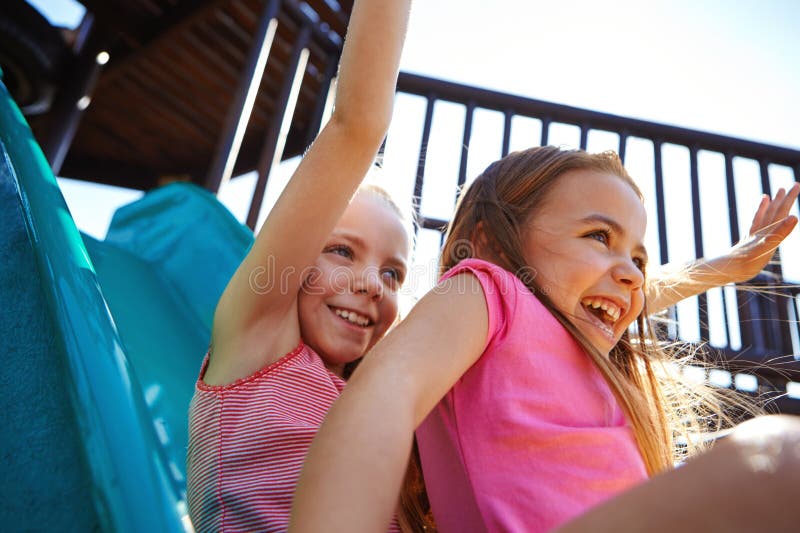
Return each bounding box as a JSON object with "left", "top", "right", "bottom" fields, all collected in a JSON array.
[{"left": 326, "top": 107, "right": 391, "bottom": 148}]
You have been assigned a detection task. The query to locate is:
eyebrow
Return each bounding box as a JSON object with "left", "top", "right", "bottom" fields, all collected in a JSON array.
[{"left": 580, "top": 214, "right": 649, "bottom": 261}]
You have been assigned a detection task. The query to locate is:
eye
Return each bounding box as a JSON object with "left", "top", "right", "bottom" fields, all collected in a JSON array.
[
  {"left": 381, "top": 268, "right": 405, "bottom": 288},
  {"left": 586, "top": 229, "right": 610, "bottom": 245},
  {"left": 324, "top": 244, "right": 353, "bottom": 259},
  {"left": 632, "top": 256, "right": 647, "bottom": 273}
]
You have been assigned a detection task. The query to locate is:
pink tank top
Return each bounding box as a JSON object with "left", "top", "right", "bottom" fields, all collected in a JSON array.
[{"left": 416, "top": 259, "right": 647, "bottom": 532}]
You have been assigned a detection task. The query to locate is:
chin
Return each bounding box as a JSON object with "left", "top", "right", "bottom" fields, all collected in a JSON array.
[
  {"left": 579, "top": 329, "right": 614, "bottom": 356},
  {"left": 328, "top": 345, "right": 366, "bottom": 366}
]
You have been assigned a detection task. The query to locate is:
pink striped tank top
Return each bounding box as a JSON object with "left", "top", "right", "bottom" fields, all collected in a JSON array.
[{"left": 187, "top": 342, "right": 400, "bottom": 532}]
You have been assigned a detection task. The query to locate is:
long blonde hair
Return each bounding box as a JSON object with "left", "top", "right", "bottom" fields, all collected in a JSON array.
[{"left": 441, "top": 145, "right": 757, "bottom": 475}]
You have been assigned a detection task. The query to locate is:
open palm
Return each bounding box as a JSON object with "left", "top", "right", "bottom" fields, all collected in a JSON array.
[{"left": 726, "top": 183, "right": 799, "bottom": 282}]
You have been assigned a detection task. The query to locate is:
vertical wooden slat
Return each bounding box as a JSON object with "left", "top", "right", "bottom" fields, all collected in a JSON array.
[
  {"left": 756, "top": 161, "right": 793, "bottom": 352},
  {"left": 413, "top": 95, "right": 436, "bottom": 234},
  {"left": 246, "top": 24, "right": 312, "bottom": 229},
  {"left": 724, "top": 153, "right": 741, "bottom": 244},
  {"left": 759, "top": 158, "right": 773, "bottom": 197},
  {"left": 501, "top": 109, "right": 513, "bottom": 157},
  {"left": 540, "top": 117, "right": 550, "bottom": 146},
  {"left": 304, "top": 52, "right": 339, "bottom": 147},
  {"left": 720, "top": 286, "right": 732, "bottom": 348},
  {"left": 759, "top": 159, "right": 784, "bottom": 279},
  {"left": 204, "top": 0, "right": 281, "bottom": 193},
  {"left": 457, "top": 101, "right": 475, "bottom": 190},
  {"left": 723, "top": 152, "right": 743, "bottom": 349},
  {"left": 653, "top": 140, "right": 669, "bottom": 264},
  {"left": 579, "top": 123, "right": 588, "bottom": 150},
  {"left": 689, "top": 146, "right": 709, "bottom": 341},
  {"left": 42, "top": 16, "right": 107, "bottom": 174},
  {"left": 618, "top": 131, "right": 628, "bottom": 164},
  {"left": 376, "top": 136, "right": 387, "bottom": 166},
  {"left": 652, "top": 139, "right": 677, "bottom": 337}
]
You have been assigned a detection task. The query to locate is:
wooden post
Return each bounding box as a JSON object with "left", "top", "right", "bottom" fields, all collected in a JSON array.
[
  {"left": 245, "top": 24, "right": 312, "bottom": 229},
  {"left": 204, "top": 0, "right": 281, "bottom": 194},
  {"left": 41, "top": 14, "right": 106, "bottom": 175}
]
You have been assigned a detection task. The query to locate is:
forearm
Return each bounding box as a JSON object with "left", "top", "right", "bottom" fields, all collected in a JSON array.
[
  {"left": 215, "top": 0, "right": 412, "bottom": 333},
  {"left": 556, "top": 416, "right": 800, "bottom": 533},
  {"left": 290, "top": 275, "right": 489, "bottom": 531},
  {"left": 646, "top": 255, "right": 744, "bottom": 314},
  {"left": 647, "top": 188, "right": 799, "bottom": 315},
  {"left": 290, "top": 373, "right": 416, "bottom": 532},
  {"left": 331, "top": 0, "right": 412, "bottom": 139}
]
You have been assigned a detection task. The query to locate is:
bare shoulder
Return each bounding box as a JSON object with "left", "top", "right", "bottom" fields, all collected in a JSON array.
[{"left": 351, "top": 272, "right": 489, "bottom": 423}]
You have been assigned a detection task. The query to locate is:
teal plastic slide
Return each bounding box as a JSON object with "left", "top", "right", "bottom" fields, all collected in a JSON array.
[{"left": 0, "top": 75, "right": 254, "bottom": 531}]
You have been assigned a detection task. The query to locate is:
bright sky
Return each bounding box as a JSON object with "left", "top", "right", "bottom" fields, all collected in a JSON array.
[
  {"left": 32, "top": 0, "right": 800, "bottom": 348},
  {"left": 404, "top": 0, "right": 800, "bottom": 150}
]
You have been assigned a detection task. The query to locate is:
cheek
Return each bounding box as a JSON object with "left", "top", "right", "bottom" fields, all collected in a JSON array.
[
  {"left": 303, "top": 261, "right": 345, "bottom": 295},
  {"left": 377, "top": 296, "right": 400, "bottom": 334},
  {"left": 624, "top": 291, "right": 645, "bottom": 327},
  {"left": 296, "top": 291, "right": 321, "bottom": 324},
  {"left": 300, "top": 274, "right": 327, "bottom": 297},
  {"left": 301, "top": 260, "right": 325, "bottom": 290}
]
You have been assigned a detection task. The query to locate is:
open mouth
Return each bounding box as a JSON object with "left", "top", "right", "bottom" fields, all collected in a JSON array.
[
  {"left": 580, "top": 297, "right": 622, "bottom": 338},
  {"left": 329, "top": 306, "right": 372, "bottom": 328}
]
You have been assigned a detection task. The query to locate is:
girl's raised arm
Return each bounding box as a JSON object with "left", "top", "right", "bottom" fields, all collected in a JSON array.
[
  {"left": 209, "top": 0, "right": 411, "bottom": 378},
  {"left": 290, "top": 273, "right": 489, "bottom": 532},
  {"left": 646, "top": 183, "right": 798, "bottom": 313}
]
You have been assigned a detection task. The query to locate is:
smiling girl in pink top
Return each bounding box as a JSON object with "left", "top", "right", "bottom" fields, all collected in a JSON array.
[{"left": 293, "top": 147, "right": 800, "bottom": 533}]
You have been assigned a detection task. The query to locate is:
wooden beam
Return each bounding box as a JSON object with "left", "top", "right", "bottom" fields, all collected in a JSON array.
[
  {"left": 41, "top": 22, "right": 108, "bottom": 174},
  {"left": 204, "top": 0, "right": 282, "bottom": 193},
  {"left": 99, "top": 0, "right": 231, "bottom": 82},
  {"left": 246, "top": 23, "right": 311, "bottom": 228}
]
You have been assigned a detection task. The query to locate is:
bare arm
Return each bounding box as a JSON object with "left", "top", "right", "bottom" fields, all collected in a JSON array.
[
  {"left": 557, "top": 416, "right": 800, "bottom": 533},
  {"left": 207, "top": 0, "right": 412, "bottom": 383},
  {"left": 646, "top": 184, "right": 798, "bottom": 313},
  {"left": 289, "top": 274, "right": 489, "bottom": 532}
]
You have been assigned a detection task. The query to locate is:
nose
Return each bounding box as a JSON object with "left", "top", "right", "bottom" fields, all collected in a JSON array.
[
  {"left": 612, "top": 257, "right": 644, "bottom": 291},
  {"left": 353, "top": 265, "right": 384, "bottom": 301}
]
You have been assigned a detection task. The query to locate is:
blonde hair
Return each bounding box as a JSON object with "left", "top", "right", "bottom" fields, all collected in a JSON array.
[
  {"left": 441, "top": 145, "right": 758, "bottom": 475},
  {"left": 359, "top": 165, "right": 416, "bottom": 242}
]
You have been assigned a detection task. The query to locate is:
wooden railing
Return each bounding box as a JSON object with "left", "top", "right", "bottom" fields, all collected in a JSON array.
[{"left": 392, "top": 72, "right": 800, "bottom": 413}]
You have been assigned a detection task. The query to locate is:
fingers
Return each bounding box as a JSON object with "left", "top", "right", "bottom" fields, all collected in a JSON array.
[
  {"left": 749, "top": 194, "right": 771, "bottom": 234},
  {"left": 765, "top": 183, "right": 799, "bottom": 223},
  {"left": 762, "top": 187, "right": 786, "bottom": 223},
  {"left": 752, "top": 212, "right": 797, "bottom": 238},
  {"left": 772, "top": 213, "right": 798, "bottom": 241},
  {"left": 751, "top": 215, "right": 798, "bottom": 258},
  {"left": 749, "top": 183, "right": 800, "bottom": 234},
  {"left": 780, "top": 182, "right": 800, "bottom": 217}
]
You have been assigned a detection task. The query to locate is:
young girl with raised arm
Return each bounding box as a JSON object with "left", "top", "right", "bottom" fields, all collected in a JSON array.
[
  {"left": 292, "top": 146, "right": 800, "bottom": 533},
  {"left": 185, "top": 0, "right": 414, "bottom": 531}
]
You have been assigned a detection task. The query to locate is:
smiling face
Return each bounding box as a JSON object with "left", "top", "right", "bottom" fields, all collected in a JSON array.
[
  {"left": 297, "top": 191, "right": 410, "bottom": 376},
  {"left": 522, "top": 169, "right": 648, "bottom": 355}
]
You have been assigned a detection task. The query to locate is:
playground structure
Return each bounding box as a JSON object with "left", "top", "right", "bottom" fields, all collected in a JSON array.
[{"left": 1, "top": 1, "right": 800, "bottom": 531}]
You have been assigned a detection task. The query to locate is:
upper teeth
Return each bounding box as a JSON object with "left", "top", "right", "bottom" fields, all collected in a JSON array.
[
  {"left": 582, "top": 298, "right": 621, "bottom": 322},
  {"left": 334, "top": 308, "right": 370, "bottom": 327}
]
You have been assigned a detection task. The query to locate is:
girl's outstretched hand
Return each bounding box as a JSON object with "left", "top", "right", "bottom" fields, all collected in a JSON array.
[
  {"left": 646, "top": 183, "right": 798, "bottom": 314},
  {"left": 723, "top": 183, "right": 799, "bottom": 282}
]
